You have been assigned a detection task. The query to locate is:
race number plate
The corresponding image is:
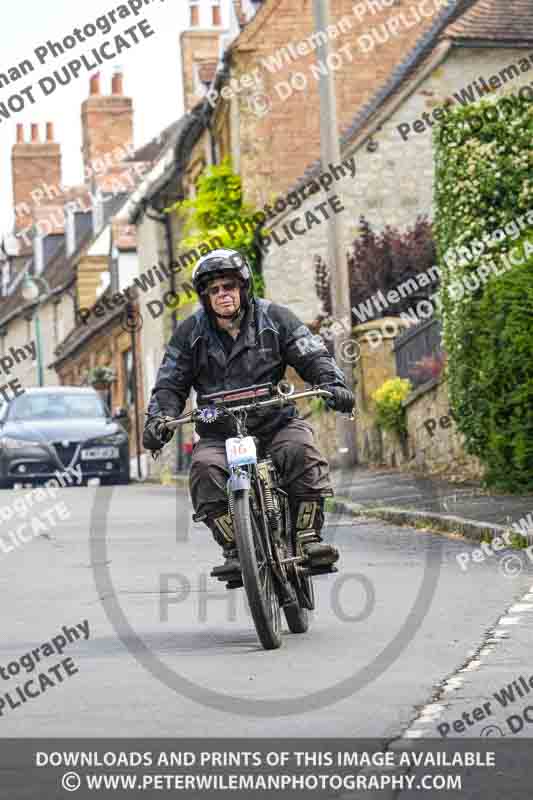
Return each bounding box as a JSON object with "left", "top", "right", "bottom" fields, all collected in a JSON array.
[{"left": 225, "top": 436, "right": 257, "bottom": 467}]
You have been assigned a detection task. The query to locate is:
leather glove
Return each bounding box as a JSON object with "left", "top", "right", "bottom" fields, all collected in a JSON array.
[
  {"left": 143, "top": 416, "right": 173, "bottom": 451},
  {"left": 324, "top": 386, "right": 355, "bottom": 414}
]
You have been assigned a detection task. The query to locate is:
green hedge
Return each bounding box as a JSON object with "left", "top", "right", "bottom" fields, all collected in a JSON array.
[{"left": 434, "top": 95, "right": 533, "bottom": 491}]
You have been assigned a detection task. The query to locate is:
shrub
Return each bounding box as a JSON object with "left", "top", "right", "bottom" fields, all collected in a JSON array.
[
  {"left": 86, "top": 365, "right": 115, "bottom": 386},
  {"left": 434, "top": 93, "right": 533, "bottom": 491},
  {"left": 166, "top": 158, "right": 265, "bottom": 296},
  {"left": 314, "top": 216, "right": 438, "bottom": 321},
  {"left": 372, "top": 378, "right": 412, "bottom": 437},
  {"left": 459, "top": 257, "right": 533, "bottom": 491}
]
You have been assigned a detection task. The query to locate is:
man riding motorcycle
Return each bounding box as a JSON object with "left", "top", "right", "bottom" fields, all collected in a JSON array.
[{"left": 143, "top": 248, "right": 355, "bottom": 579}]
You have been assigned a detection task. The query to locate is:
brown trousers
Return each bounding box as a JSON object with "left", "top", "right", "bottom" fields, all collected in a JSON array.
[{"left": 189, "top": 417, "right": 333, "bottom": 517}]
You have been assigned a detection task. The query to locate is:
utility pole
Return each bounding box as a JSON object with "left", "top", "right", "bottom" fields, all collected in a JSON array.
[
  {"left": 126, "top": 302, "right": 143, "bottom": 481},
  {"left": 312, "top": 0, "right": 358, "bottom": 468}
]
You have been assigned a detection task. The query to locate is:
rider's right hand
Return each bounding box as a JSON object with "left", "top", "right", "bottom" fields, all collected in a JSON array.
[
  {"left": 143, "top": 416, "right": 174, "bottom": 450},
  {"left": 324, "top": 386, "right": 355, "bottom": 414}
]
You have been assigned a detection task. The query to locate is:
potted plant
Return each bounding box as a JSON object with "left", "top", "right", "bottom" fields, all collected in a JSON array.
[{"left": 87, "top": 365, "right": 116, "bottom": 391}]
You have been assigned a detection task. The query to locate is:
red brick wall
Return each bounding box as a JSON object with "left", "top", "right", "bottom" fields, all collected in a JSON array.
[{"left": 232, "top": 0, "right": 444, "bottom": 205}]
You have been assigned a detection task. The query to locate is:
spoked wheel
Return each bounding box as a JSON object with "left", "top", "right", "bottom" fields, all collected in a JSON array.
[
  {"left": 233, "top": 488, "right": 282, "bottom": 650},
  {"left": 283, "top": 520, "right": 315, "bottom": 634}
]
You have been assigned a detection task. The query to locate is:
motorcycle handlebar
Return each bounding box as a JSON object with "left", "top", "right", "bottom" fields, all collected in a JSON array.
[{"left": 163, "top": 387, "right": 334, "bottom": 431}]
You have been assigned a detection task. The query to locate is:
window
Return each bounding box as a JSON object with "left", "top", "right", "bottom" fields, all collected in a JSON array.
[
  {"left": 189, "top": 0, "right": 200, "bottom": 26},
  {"left": 9, "top": 392, "right": 105, "bottom": 421},
  {"left": 212, "top": 0, "right": 221, "bottom": 26}
]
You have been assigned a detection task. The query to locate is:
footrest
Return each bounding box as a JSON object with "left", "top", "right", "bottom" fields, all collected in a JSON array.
[
  {"left": 210, "top": 563, "right": 241, "bottom": 579},
  {"left": 304, "top": 565, "right": 339, "bottom": 576},
  {"left": 296, "top": 529, "right": 319, "bottom": 545},
  {"left": 226, "top": 578, "right": 244, "bottom": 590}
]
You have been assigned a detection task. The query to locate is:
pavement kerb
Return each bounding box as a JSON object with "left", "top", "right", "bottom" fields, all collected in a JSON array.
[
  {"left": 329, "top": 497, "right": 512, "bottom": 544},
  {"left": 140, "top": 482, "right": 522, "bottom": 544}
]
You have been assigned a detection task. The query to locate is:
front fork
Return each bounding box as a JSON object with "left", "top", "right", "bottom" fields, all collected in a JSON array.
[{"left": 227, "top": 465, "right": 295, "bottom": 606}]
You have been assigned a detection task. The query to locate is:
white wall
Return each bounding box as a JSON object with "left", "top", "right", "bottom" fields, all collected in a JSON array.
[{"left": 1, "top": 292, "right": 76, "bottom": 390}]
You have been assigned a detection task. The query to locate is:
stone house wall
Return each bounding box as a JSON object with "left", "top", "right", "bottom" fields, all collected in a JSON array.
[
  {"left": 1, "top": 293, "right": 76, "bottom": 391},
  {"left": 260, "top": 46, "right": 533, "bottom": 324},
  {"left": 352, "top": 317, "right": 483, "bottom": 480},
  {"left": 227, "top": 0, "right": 442, "bottom": 207},
  {"left": 402, "top": 377, "right": 483, "bottom": 480}
]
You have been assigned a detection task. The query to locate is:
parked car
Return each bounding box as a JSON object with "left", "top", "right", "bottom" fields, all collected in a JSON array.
[{"left": 0, "top": 387, "right": 130, "bottom": 488}]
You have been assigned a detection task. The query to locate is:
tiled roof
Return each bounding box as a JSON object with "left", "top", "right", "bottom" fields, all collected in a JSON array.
[
  {"left": 445, "top": 0, "right": 533, "bottom": 42},
  {"left": 0, "top": 226, "right": 93, "bottom": 328},
  {"left": 127, "top": 119, "right": 186, "bottom": 165},
  {"left": 0, "top": 194, "right": 131, "bottom": 328},
  {"left": 61, "top": 185, "right": 94, "bottom": 209}
]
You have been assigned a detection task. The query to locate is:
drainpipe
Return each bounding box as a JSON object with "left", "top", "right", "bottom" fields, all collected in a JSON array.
[
  {"left": 203, "top": 106, "right": 218, "bottom": 166},
  {"left": 144, "top": 205, "right": 177, "bottom": 333},
  {"left": 144, "top": 203, "right": 182, "bottom": 471},
  {"left": 126, "top": 302, "right": 143, "bottom": 480}
]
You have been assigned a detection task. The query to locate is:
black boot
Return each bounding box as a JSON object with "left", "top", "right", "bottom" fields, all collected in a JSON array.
[
  {"left": 291, "top": 497, "right": 339, "bottom": 570},
  {"left": 203, "top": 508, "right": 242, "bottom": 582}
]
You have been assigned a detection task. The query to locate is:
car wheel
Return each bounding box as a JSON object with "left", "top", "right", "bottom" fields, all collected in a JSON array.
[{"left": 104, "top": 464, "right": 130, "bottom": 486}]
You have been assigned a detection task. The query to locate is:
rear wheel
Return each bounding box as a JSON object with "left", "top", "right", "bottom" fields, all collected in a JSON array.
[{"left": 233, "top": 488, "right": 282, "bottom": 650}]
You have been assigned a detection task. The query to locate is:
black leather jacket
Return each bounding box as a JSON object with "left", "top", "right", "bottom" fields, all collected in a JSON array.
[{"left": 147, "top": 298, "right": 348, "bottom": 441}]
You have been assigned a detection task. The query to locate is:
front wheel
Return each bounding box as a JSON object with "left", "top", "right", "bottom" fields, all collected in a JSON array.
[{"left": 233, "top": 488, "right": 282, "bottom": 650}]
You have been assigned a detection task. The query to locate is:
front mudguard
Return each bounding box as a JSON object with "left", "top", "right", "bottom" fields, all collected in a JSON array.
[{"left": 227, "top": 467, "right": 251, "bottom": 492}]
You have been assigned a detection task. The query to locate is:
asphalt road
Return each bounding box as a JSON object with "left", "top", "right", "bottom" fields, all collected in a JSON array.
[{"left": 1, "top": 483, "right": 532, "bottom": 739}]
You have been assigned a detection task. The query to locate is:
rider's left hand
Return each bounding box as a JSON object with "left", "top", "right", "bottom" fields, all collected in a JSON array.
[
  {"left": 143, "top": 416, "right": 173, "bottom": 451},
  {"left": 324, "top": 386, "right": 355, "bottom": 414}
]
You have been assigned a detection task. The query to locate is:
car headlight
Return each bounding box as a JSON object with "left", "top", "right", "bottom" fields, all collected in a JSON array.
[
  {"left": 0, "top": 436, "right": 42, "bottom": 450},
  {"left": 86, "top": 433, "right": 127, "bottom": 446}
]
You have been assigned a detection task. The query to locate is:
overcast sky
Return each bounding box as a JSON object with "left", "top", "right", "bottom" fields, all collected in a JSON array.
[{"left": 0, "top": 0, "right": 190, "bottom": 242}]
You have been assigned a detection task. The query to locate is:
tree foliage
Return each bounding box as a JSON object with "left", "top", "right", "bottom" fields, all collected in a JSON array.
[
  {"left": 315, "top": 216, "right": 438, "bottom": 320},
  {"left": 166, "top": 157, "right": 265, "bottom": 296}
]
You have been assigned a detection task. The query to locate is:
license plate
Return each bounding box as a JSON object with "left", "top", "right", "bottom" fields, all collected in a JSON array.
[
  {"left": 81, "top": 447, "right": 119, "bottom": 460},
  {"left": 225, "top": 436, "right": 257, "bottom": 467}
]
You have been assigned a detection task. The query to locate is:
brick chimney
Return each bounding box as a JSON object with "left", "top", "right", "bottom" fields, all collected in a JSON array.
[
  {"left": 180, "top": 30, "right": 222, "bottom": 112},
  {"left": 11, "top": 122, "right": 62, "bottom": 233},
  {"left": 233, "top": 0, "right": 245, "bottom": 27},
  {"left": 81, "top": 71, "right": 133, "bottom": 185}
]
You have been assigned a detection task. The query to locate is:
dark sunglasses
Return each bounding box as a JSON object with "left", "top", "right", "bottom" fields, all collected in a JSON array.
[{"left": 206, "top": 279, "right": 240, "bottom": 297}]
